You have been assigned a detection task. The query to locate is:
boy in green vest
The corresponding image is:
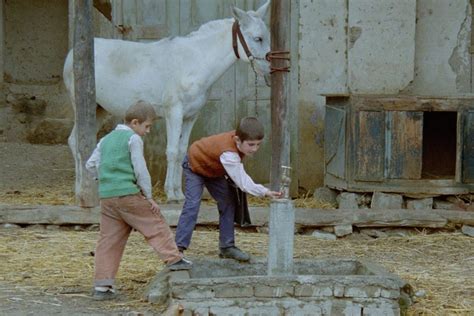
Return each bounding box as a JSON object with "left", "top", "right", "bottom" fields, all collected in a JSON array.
[{"left": 86, "top": 101, "right": 191, "bottom": 301}]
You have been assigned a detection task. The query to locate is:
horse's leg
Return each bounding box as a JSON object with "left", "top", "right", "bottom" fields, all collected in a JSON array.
[
  {"left": 164, "top": 107, "right": 184, "bottom": 202},
  {"left": 174, "top": 115, "right": 199, "bottom": 200}
]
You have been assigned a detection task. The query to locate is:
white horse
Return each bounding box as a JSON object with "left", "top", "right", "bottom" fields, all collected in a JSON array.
[{"left": 63, "top": 1, "right": 271, "bottom": 202}]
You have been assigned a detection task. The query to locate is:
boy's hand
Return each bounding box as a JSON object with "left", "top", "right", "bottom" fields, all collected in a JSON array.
[
  {"left": 148, "top": 198, "right": 161, "bottom": 215},
  {"left": 265, "top": 190, "right": 282, "bottom": 199}
]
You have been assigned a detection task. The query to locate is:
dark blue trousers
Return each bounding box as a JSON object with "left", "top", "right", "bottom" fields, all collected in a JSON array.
[{"left": 175, "top": 156, "right": 237, "bottom": 249}]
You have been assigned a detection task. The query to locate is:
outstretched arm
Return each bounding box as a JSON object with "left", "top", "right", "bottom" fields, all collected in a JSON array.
[{"left": 220, "top": 151, "right": 281, "bottom": 198}]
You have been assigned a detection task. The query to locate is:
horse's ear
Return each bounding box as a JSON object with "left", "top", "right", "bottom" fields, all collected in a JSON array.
[
  {"left": 256, "top": 0, "right": 270, "bottom": 18},
  {"left": 231, "top": 5, "right": 248, "bottom": 22}
]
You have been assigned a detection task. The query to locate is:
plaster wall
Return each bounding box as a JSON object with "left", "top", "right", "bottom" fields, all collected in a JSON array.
[
  {"left": 348, "top": 0, "right": 416, "bottom": 93},
  {"left": 298, "top": 0, "right": 347, "bottom": 191},
  {"left": 403, "top": 0, "right": 471, "bottom": 95}
]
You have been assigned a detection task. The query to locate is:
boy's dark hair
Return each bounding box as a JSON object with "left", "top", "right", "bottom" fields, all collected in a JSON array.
[
  {"left": 235, "top": 117, "right": 264, "bottom": 141},
  {"left": 124, "top": 100, "right": 157, "bottom": 123}
]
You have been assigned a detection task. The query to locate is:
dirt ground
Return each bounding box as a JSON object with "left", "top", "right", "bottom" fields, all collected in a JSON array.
[{"left": 1, "top": 142, "right": 474, "bottom": 315}]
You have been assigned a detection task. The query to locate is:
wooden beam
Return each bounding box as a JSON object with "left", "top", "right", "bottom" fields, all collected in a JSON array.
[
  {"left": 73, "top": 0, "right": 98, "bottom": 207},
  {"left": 2, "top": 204, "right": 473, "bottom": 228},
  {"left": 270, "top": 1, "right": 291, "bottom": 191}
]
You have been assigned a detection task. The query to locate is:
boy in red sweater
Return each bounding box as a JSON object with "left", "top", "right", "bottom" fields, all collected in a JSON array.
[{"left": 175, "top": 117, "right": 281, "bottom": 261}]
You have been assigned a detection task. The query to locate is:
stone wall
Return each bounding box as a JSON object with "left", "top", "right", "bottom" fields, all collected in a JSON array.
[{"left": 147, "top": 259, "right": 410, "bottom": 316}]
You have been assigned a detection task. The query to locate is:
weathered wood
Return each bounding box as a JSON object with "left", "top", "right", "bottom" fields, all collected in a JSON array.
[
  {"left": 388, "top": 111, "right": 423, "bottom": 179},
  {"left": 2, "top": 204, "right": 474, "bottom": 228},
  {"left": 463, "top": 111, "right": 474, "bottom": 182},
  {"left": 353, "top": 111, "right": 385, "bottom": 181},
  {"left": 270, "top": 0, "right": 291, "bottom": 191},
  {"left": 73, "top": 0, "right": 98, "bottom": 207}
]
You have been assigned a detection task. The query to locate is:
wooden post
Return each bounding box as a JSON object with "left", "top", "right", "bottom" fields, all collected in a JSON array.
[
  {"left": 73, "top": 0, "right": 98, "bottom": 207},
  {"left": 270, "top": 1, "right": 291, "bottom": 192}
]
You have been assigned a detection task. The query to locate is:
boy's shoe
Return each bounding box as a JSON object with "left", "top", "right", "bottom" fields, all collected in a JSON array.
[
  {"left": 219, "top": 246, "right": 250, "bottom": 262},
  {"left": 91, "top": 287, "right": 117, "bottom": 301},
  {"left": 168, "top": 258, "right": 193, "bottom": 271}
]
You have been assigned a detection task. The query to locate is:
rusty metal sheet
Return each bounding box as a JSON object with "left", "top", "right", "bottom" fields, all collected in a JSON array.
[
  {"left": 388, "top": 111, "right": 423, "bottom": 179},
  {"left": 325, "top": 106, "right": 346, "bottom": 179},
  {"left": 463, "top": 111, "right": 474, "bottom": 183},
  {"left": 353, "top": 111, "right": 385, "bottom": 181}
]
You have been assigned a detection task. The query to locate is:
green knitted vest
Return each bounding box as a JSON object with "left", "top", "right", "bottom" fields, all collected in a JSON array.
[{"left": 98, "top": 129, "right": 140, "bottom": 198}]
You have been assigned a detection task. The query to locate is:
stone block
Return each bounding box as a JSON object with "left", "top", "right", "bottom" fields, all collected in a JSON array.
[
  {"left": 246, "top": 306, "right": 282, "bottom": 316},
  {"left": 334, "top": 224, "right": 353, "bottom": 237},
  {"left": 193, "top": 308, "right": 209, "bottom": 316},
  {"left": 338, "top": 192, "right": 359, "bottom": 209},
  {"left": 172, "top": 286, "right": 215, "bottom": 299},
  {"left": 461, "top": 225, "right": 474, "bottom": 237},
  {"left": 334, "top": 286, "right": 345, "bottom": 297},
  {"left": 208, "top": 306, "right": 246, "bottom": 316},
  {"left": 380, "top": 289, "right": 400, "bottom": 299},
  {"left": 406, "top": 198, "right": 433, "bottom": 210},
  {"left": 330, "top": 302, "right": 362, "bottom": 316},
  {"left": 313, "top": 186, "right": 338, "bottom": 206},
  {"left": 311, "top": 230, "right": 337, "bottom": 240},
  {"left": 254, "top": 285, "right": 294, "bottom": 298},
  {"left": 214, "top": 285, "right": 254, "bottom": 298},
  {"left": 286, "top": 304, "right": 323, "bottom": 316},
  {"left": 363, "top": 305, "right": 399, "bottom": 316},
  {"left": 169, "top": 270, "right": 190, "bottom": 282},
  {"left": 371, "top": 192, "right": 403, "bottom": 209},
  {"left": 294, "top": 284, "right": 333, "bottom": 297}
]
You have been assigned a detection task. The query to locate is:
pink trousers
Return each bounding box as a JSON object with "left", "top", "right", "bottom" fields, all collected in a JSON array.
[{"left": 94, "top": 193, "right": 182, "bottom": 287}]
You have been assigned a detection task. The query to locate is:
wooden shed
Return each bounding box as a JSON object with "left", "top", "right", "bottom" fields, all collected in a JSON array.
[{"left": 324, "top": 95, "right": 474, "bottom": 195}]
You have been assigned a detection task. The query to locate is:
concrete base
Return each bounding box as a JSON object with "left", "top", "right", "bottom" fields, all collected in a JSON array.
[{"left": 145, "top": 258, "right": 412, "bottom": 316}]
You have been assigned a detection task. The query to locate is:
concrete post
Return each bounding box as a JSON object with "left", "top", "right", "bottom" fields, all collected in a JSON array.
[{"left": 267, "top": 199, "right": 294, "bottom": 276}]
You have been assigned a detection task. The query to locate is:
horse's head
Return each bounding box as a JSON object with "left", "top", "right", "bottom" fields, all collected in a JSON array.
[{"left": 232, "top": 1, "right": 271, "bottom": 81}]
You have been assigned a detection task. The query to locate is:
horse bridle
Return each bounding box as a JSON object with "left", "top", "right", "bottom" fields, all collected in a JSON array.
[{"left": 232, "top": 20, "right": 290, "bottom": 74}]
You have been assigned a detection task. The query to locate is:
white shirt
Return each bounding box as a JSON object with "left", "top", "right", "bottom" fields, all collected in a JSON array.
[
  {"left": 85, "top": 124, "right": 153, "bottom": 199},
  {"left": 220, "top": 151, "right": 269, "bottom": 197}
]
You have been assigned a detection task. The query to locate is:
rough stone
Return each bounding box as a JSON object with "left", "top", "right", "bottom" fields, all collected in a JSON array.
[
  {"left": 313, "top": 186, "right": 338, "bottom": 206},
  {"left": 461, "top": 225, "right": 474, "bottom": 237},
  {"left": 371, "top": 192, "right": 403, "bottom": 209},
  {"left": 334, "top": 224, "right": 353, "bottom": 237},
  {"left": 406, "top": 198, "right": 433, "bottom": 210},
  {"left": 311, "top": 230, "right": 337, "bottom": 240},
  {"left": 338, "top": 192, "right": 359, "bottom": 209},
  {"left": 1, "top": 223, "right": 21, "bottom": 229}
]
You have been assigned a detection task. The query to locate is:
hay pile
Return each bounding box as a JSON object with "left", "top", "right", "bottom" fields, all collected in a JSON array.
[{"left": 1, "top": 227, "right": 472, "bottom": 314}]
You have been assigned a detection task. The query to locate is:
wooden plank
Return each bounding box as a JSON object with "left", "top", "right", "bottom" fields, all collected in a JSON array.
[
  {"left": 73, "top": 0, "right": 98, "bottom": 207},
  {"left": 388, "top": 111, "right": 423, "bottom": 179},
  {"left": 4, "top": 204, "right": 474, "bottom": 227},
  {"left": 353, "top": 111, "right": 385, "bottom": 181},
  {"left": 325, "top": 106, "right": 346, "bottom": 179},
  {"left": 463, "top": 111, "right": 474, "bottom": 183},
  {"left": 352, "top": 96, "right": 474, "bottom": 112}
]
